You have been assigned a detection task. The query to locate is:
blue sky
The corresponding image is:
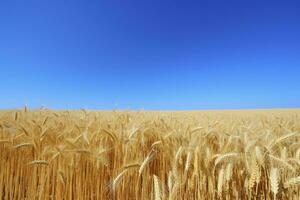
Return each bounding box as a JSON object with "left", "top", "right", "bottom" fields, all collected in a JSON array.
[{"left": 0, "top": 0, "right": 299, "bottom": 110}]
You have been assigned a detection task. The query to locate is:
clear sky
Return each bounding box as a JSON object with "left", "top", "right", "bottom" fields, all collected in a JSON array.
[{"left": 0, "top": 0, "right": 299, "bottom": 110}]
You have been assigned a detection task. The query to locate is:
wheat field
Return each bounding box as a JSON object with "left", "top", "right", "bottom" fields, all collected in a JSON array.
[{"left": 1, "top": 108, "right": 300, "bottom": 199}]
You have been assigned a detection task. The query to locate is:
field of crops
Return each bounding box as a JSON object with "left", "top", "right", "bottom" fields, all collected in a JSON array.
[{"left": 1, "top": 108, "right": 300, "bottom": 199}]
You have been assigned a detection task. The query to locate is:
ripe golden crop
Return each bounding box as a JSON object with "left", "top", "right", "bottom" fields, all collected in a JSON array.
[{"left": 0, "top": 108, "right": 300, "bottom": 199}]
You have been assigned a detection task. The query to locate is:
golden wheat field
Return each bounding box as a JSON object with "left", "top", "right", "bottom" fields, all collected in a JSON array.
[{"left": 1, "top": 108, "right": 300, "bottom": 199}]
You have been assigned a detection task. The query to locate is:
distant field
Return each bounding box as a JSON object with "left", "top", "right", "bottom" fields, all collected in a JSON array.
[{"left": 1, "top": 108, "right": 300, "bottom": 199}]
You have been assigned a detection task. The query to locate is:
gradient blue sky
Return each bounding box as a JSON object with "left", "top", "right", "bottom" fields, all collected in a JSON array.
[{"left": 0, "top": 0, "right": 300, "bottom": 110}]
